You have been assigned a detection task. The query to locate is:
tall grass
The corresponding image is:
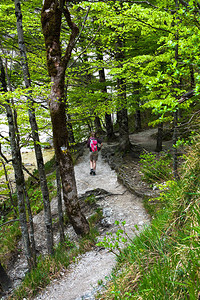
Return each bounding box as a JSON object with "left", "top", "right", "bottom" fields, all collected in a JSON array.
[{"left": 98, "top": 141, "right": 200, "bottom": 299}]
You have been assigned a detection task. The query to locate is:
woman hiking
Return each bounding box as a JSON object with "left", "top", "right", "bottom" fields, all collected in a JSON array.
[{"left": 87, "top": 131, "right": 103, "bottom": 175}]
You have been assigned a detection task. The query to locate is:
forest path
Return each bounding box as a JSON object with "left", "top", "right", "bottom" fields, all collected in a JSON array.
[{"left": 33, "top": 131, "right": 156, "bottom": 300}]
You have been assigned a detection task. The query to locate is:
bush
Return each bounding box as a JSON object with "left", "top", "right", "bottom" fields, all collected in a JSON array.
[{"left": 139, "top": 151, "right": 173, "bottom": 183}]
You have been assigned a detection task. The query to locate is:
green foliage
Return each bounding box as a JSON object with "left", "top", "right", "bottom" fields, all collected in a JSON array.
[
  {"left": 84, "top": 194, "right": 96, "bottom": 205},
  {"left": 139, "top": 151, "right": 173, "bottom": 183},
  {"left": 28, "top": 187, "right": 43, "bottom": 215},
  {"left": 0, "top": 220, "right": 21, "bottom": 266},
  {"left": 97, "top": 139, "right": 200, "bottom": 300},
  {"left": 97, "top": 221, "right": 128, "bottom": 258},
  {"left": 88, "top": 208, "right": 103, "bottom": 227}
]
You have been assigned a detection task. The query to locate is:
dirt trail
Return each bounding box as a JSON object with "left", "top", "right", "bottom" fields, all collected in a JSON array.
[
  {"left": 33, "top": 146, "right": 150, "bottom": 300},
  {"left": 5, "top": 129, "right": 165, "bottom": 300}
]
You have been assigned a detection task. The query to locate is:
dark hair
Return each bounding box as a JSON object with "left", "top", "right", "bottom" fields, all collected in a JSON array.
[{"left": 90, "top": 131, "right": 96, "bottom": 137}]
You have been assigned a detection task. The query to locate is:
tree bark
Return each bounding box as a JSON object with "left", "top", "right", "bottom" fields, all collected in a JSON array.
[
  {"left": 155, "top": 122, "right": 163, "bottom": 152},
  {"left": 115, "top": 36, "right": 130, "bottom": 152},
  {"left": 97, "top": 50, "right": 115, "bottom": 140},
  {"left": 173, "top": 0, "right": 180, "bottom": 180},
  {"left": 133, "top": 82, "right": 142, "bottom": 132},
  {"left": 173, "top": 111, "right": 179, "bottom": 179},
  {"left": 41, "top": 0, "right": 89, "bottom": 235},
  {"left": 0, "top": 157, "right": 17, "bottom": 216},
  {"left": 15, "top": 0, "right": 54, "bottom": 254},
  {"left": 55, "top": 156, "right": 65, "bottom": 243},
  {"left": 134, "top": 109, "right": 141, "bottom": 132},
  {"left": 94, "top": 115, "right": 104, "bottom": 136}
]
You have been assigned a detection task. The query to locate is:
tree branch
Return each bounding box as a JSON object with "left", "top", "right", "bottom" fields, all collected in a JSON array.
[
  {"left": 177, "top": 110, "right": 200, "bottom": 128},
  {"left": 69, "top": 24, "right": 101, "bottom": 68},
  {"left": 63, "top": 6, "right": 79, "bottom": 65},
  {"left": 0, "top": 219, "right": 20, "bottom": 227},
  {"left": 74, "top": 6, "right": 91, "bottom": 47},
  {"left": 178, "top": 90, "right": 195, "bottom": 103},
  {"left": 22, "top": 165, "right": 39, "bottom": 181}
]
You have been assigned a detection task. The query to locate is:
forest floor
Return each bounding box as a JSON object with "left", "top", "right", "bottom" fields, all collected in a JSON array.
[{"left": 6, "top": 128, "right": 173, "bottom": 300}]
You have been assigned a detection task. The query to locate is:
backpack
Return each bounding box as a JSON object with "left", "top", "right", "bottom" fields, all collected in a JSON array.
[{"left": 90, "top": 138, "right": 98, "bottom": 152}]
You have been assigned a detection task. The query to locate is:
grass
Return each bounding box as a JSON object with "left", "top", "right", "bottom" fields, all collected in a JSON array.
[
  {"left": 9, "top": 226, "right": 99, "bottom": 300},
  {"left": 97, "top": 141, "right": 200, "bottom": 299},
  {"left": 139, "top": 150, "right": 173, "bottom": 183},
  {"left": 9, "top": 238, "right": 77, "bottom": 299}
]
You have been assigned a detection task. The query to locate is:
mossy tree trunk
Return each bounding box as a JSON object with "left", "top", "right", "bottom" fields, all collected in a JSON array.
[{"left": 41, "top": 0, "right": 89, "bottom": 235}]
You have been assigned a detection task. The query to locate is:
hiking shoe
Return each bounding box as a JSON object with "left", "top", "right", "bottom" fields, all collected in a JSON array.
[
  {"left": 90, "top": 169, "right": 93, "bottom": 175},
  {"left": 93, "top": 171, "right": 96, "bottom": 176}
]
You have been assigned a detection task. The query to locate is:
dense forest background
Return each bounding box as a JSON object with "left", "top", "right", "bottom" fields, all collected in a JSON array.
[{"left": 0, "top": 0, "right": 200, "bottom": 298}]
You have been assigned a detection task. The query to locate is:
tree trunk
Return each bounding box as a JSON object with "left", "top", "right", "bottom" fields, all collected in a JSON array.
[
  {"left": 105, "top": 113, "right": 115, "bottom": 141},
  {"left": 15, "top": 0, "right": 54, "bottom": 254},
  {"left": 115, "top": 36, "right": 130, "bottom": 152},
  {"left": 67, "top": 114, "right": 75, "bottom": 144},
  {"left": 0, "top": 55, "right": 34, "bottom": 269},
  {"left": 133, "top": 83, "right": 142, "bottom": 132},
  {"left": 173, "top": 111, "right": 179, "bottom": 179},
  {"left": 94, "top": 115, "right": 104, "bottom": 136},
  {"left": 134, "top": 109, "right": 141, "bottom": 132},
  {"left": 155, "top": 122, "right": 163, "bottom": 152},
  {"left": 55, "top": 157, "right": 65, "bottom": 243},
  {"left": 172, "top": 0, "right": 179, "bottom": 180},
  {"left": 0, "top": 263, "right": 12, "bottom": 293},
  {"left": 97, "top": 51, "right": 115, "bottom": 140},
  {"left": 41, "top": 0, "right": 89, "bottom": 235},
  {"left": 0, "top": 156, "right": 17, "bottom": 216}
]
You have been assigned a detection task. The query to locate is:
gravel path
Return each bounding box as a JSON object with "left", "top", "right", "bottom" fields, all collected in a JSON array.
[{"left": 34, "top": 149, "right": 150, "bottom": 300}]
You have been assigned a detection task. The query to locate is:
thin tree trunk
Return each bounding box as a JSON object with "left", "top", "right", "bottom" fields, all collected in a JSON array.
[
  {"left": 67, "top": 114, "right": 75, "bottom": 144},
  {"left": 173, "top": 0, "right": 179, "bottom": 180},
  {"left": 41, "top": 0, "right": 89, "bottom": 235},
  {"left": 97, "top": 50, "right": 115, "bottom": 140},
  {"left": 0, "top": 157, "right": 17, "bottom": 216},
  {"left": 65, "top": 83, "right": 75, "bottom": 144},
  {"left": 55, "top": 157, "right": 65, "bottom": 243},
  {"left": 173, "top": 111, "right": 179, "bottom": 179},
  {"left": 0, "top": 55, "right": 34, "bottom": 269},
  {"left": 155, "top": 122, "right": 163, "bottom": 152},
  {"left": 105, "top": 113, "right": 115, "bottom": 140},
  {"left": 115, "top": 36, "right": 130, "bottom": 152},
  {"left": 15, "top": 0, "right": 54, "bottom": 254},
  {"left": 133, "top": 83, "right": 142, "bottom": 132},
  {"left": 116, "top": 77, "right": 130, "bottom": 151},
  {"left": 94, "top": 115, "right": 104, "bottom": 136},
  {"left": 134, "top": 109, "right": 141, "bottom": 132}
]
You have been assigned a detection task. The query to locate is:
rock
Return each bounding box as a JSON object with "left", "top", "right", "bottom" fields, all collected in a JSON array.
[
  {"left": 102, "top": 208, "right": 112, "bottom": 217},
  {"left": 100, "top": 217, "right": 112, "bottom": 227}
]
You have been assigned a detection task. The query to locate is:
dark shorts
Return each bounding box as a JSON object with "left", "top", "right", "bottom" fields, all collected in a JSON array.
[{"left": 90, "top": 151, "right": 98, "bottom": 161}]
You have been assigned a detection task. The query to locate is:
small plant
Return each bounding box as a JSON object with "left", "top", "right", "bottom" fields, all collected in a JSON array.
[
  {"left": 97, "top": 221, "right": 128, "bottom": 257},
  {"left": 88, "top": 208, "right": 103, "bottom": 226},
  {"left": 139, "top": 151, "right": 172, "bottom": 183},
  {"left": 84, "top": 194, "right": 96, "bottom": 205}
]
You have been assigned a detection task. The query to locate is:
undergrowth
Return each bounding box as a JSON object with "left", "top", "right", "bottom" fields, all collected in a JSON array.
[
  {"left": 9, "top": 220, "right": 99, "bottom": 300},
  {"left": 0, "top": 156, "right": 57, "bottom": 267},
  {"left": 139, "top": 150, "right": 173, "bottom": 183},
  {"left": 97, "top": 141, "right": 200, "bottom": 299}
]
